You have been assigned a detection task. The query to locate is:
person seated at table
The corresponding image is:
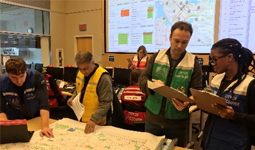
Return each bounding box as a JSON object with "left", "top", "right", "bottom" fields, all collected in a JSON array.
[
  {"left": 128, "top": 45, "right": 149, "bottom": 70},
  {"left": 0, "top": 57, "right": 54, "bottom": 138},
  {"left": 121, "top": 69, "right": 146, "bottom": 131},
  {"left": 67, "top": 51, "right": 113, "bottom": 134}
]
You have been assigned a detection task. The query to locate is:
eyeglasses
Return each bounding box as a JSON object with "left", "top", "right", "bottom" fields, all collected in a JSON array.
[{"left": 209, "top": 54, "right": 228, "bottom": 65}]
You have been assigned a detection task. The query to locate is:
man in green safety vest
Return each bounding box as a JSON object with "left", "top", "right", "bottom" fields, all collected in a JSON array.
[{"left": 139, "top": 21, "right": 202, "bottom": 147}]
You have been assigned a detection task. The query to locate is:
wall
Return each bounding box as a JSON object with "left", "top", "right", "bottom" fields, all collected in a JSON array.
[
  {"left": 102, "top": 53, "right": 210, "bottom": 68},
  {"left": 51, "top": 0, "right": 254, "bottom": 69},
  {"left": 51, "top": 0, "right": 103, "bottom": 67},
  {"left": 5, "top": 0, "right": 50, "bottom": 9},
  {"left": 41, "top": 37, "right": 49, "bottom": 66},
  {"left": 50, "top": 0, "right": 66, "bottom": 67}
]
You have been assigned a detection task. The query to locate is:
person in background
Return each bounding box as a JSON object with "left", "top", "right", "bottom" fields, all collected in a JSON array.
[
  {"left": 67, "top": 51, "right": 112, "bottom": 134},
  {"left": 138, "top": 21, "right": 202, "bottom": 147},
  {"left": 128, "top": 45, "right": 149, "bottom": 70},
  {"left": 0, "top": 57, "right": 54, "bottom": 138},
  {"left": 201, "top": 38, "right": 255, "bottom": 150},
  {"left": 121, "top": 69, "right": 146, "bottom": 131}
]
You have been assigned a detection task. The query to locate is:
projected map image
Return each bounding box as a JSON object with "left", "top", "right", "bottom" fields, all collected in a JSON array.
[
  {"left": 107, "top": 0, "right": 216, "bottom": 53},
  {"left": 155, "top": 0, "right": 215, "bottom": 51}
]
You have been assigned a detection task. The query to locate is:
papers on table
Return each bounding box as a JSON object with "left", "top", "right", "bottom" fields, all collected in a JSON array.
[
  {"left": 70, "top": 93, "right": 85, "bottom": 120},
  {"left": 147, "top": 80, "right": 193, "bottom": 102},
  {"left": 190, "top": 88, "right": 227, "bottom": 115}
]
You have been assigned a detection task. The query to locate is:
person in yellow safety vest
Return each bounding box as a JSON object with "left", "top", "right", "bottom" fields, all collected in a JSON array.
[
  {"left": 67, "top": 51, "right": 113, "bottom": 134},
  {"left": 128, "top": 45, "right": 149, "bottom": 70}
]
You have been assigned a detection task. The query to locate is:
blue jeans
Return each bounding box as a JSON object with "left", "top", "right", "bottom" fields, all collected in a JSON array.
[{"left": 145, "top": 121, "right": 187, "bottom": 147}]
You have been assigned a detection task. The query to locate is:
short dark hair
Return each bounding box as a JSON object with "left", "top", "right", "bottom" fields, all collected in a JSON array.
[
  {"left": 5, "top": 57, "right": 27, "bottom": 75},
  {"left": 130, "top": 69, "right": 143, "bottom": 85},
  {"left": 137, "top": 45, "right": 147, "bottom": 56},
  {"left": 75, "top": 51, "right": 94, "bottom": 64},
  {"left": 171, "top": 21, "right": 193, "bottom": 37}
]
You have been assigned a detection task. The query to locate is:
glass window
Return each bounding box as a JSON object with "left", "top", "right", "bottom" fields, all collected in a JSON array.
[
  {"left": 1, "top": 34, "right": 42, "bottom": 65},
  {"left": 0, "top": 2, "right": 50, "bottom": 35}
]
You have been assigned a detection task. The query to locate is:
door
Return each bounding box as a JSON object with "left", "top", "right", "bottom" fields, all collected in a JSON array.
[{"left": 77, "top": 37, "right": 93, "bottom": 53}]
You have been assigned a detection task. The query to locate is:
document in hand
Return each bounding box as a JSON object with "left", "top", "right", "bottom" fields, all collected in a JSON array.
[
  {"left": 147, "top": 81, "right": 193, "bottom": 102},
  {"left": 70, "top": 93, "right": 85, "bottom": 120},
  {"left": 190, "top": 88, "right": 227, "bottom": 115},
  {"left": 127, "top": 58, "right": 133, "bottom": 66}
]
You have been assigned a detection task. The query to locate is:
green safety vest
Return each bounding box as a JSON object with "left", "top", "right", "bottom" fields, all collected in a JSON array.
[{"left": 145, "top": 49, "right": 195, "bottom": 119}]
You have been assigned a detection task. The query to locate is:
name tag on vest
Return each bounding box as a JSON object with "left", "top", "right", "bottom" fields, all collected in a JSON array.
[{"left": 124, "top": 96, "right": 142, "bottom": 101}]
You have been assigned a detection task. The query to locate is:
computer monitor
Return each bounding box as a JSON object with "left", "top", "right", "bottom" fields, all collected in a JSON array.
[
  {"left": 35, "top": 63, "right": 43, "bottom": 72},
  {"left": 26, "top": 64, "right": 31, "bottom": 69},
  {"left": 64, "top": 67, "right": 78, "bottom": 83},
  {"left": 46, "top": 67, "right": 63, "bottom": 80},
  {"left": 201, "top": 65, "right": 211, "bottom": 87},
  {"left": 114, "top": 68, "right": 132, "bottom": 86},
  {"left": 105, "top": 67, "right": 113, "bottom": 78}
]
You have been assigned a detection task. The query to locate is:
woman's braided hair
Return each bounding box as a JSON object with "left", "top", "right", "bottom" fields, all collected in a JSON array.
[{"left": 211, "top": 38, "right": 255, "bottom": 96}]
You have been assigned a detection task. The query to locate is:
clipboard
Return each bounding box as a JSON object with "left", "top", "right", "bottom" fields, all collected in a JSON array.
[
  {"left": 147, "top": 81, "right": 193, "bottom": 102},
  {"left": 127, "top": 58, "right": 133, "bottom": 66},
  {"left": 190, "top": 88, "right": 227, "bottom": 115}
]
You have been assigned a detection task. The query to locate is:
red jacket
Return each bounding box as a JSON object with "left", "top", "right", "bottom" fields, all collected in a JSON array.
[{"left": 45, "top": 74, "right": 65, "bottom": 108}]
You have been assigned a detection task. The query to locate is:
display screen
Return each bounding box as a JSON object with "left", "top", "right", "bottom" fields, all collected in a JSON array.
[
  {"left": 105, "top": 0, "right": 216, "bottom": 53},
  {"left": 218, "top": 0, "right": 255, "bottom": 53},
  {"left": 105, "top": 0, "right": 255, "bottom": 53}
]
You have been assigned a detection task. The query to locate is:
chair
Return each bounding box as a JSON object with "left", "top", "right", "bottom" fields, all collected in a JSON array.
[
  {"left": 107, "top": 87, "right": 145, "bottom": 132},
  {"left": 65, "top": 65, "right": 73, "bottom": 68},
  {"left": 107, "top": 89, "right": 124, "bottom": 127},
  {"left": 35, "top": 63, "right": 43, "bottom": 72}
]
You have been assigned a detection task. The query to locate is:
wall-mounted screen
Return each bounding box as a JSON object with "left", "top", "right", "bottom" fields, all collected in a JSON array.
[
  {"left": 105, "top": 0, "right": 216, "bottom": 53},
  {"left": 218, "top": 0, "right": 255, "bottom": 53}
]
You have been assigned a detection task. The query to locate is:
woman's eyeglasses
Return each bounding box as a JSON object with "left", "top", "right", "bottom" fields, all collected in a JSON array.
[{"left": 209, "top": 54, "right": 228, "bottom": 65}]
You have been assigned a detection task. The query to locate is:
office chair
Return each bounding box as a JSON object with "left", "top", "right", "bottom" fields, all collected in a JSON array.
[
  {"left": 65, "top": 65, "right": 73, "bottom": 68},
  {"left": 106, "top": 88, "right": 124, "bottom": 127}
]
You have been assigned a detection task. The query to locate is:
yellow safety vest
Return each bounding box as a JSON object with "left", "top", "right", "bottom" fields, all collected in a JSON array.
[{"left": 76, "top": 66, "right": 107, "bottom": 125}]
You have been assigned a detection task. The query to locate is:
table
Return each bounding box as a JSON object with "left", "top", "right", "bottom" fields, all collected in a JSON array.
[
  {"left": 26, "top": 117, "right": 190, "bottom": 150},
  {"left": 27, "top": 117, "right": 56, "bottom": 131}
]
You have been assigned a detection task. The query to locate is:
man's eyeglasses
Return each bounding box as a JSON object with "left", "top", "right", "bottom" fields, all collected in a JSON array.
[{"left": 209, "top": 54, "right": 228, "bottom": 65}]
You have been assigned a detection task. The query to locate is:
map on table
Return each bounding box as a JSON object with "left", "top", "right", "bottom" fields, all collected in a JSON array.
[{"left": 0, "top": 118, "right": 166, "bottom": 150}]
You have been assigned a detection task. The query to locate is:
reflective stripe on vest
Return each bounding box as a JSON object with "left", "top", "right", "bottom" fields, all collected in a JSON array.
[{"left": 132, "top": 55, "right": 148, "bottom": 69}]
